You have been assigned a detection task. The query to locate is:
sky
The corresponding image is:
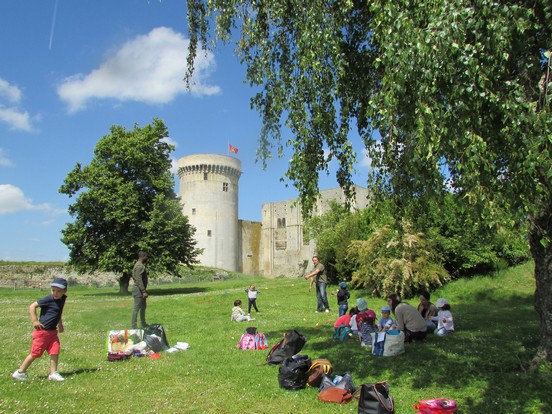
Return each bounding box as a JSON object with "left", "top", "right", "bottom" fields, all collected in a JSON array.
[{"left": 0, "top": 0, "right": 371, "bottom": 262}]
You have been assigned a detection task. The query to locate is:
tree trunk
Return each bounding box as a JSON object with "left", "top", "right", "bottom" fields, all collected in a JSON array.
[
  {"left": 119, "top": 272, "right": 130, "bottom": 295},
  {"left": 528, "top": 206, "right": 552, "bottom": 365}
]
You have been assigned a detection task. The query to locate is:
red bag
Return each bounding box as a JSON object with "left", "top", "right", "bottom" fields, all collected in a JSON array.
[{"left": 414, "top": 398, "right": 457, "bottom": 413}]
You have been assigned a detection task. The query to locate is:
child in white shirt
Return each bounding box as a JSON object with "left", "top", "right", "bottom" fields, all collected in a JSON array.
[
  {"left": 433, "top": 298, "right": 454, "bottom": 336},
  {"left": 245, "top": 285, "right": 260, "bottom": 313}
]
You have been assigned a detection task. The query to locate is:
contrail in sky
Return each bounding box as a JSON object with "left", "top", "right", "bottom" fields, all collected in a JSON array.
[{"left": 49, "top": 0, "right": 59, "bottom": 49}]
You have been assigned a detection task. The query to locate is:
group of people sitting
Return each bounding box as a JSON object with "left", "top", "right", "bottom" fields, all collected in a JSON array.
[{"left": 334, "top": 284, "right": 454, "bottom": 345}]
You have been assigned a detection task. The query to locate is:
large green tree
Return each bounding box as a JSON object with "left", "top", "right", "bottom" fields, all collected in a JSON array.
[
  {"left": 60, "top": 119, "right": 200, "bottom": 294},
  {"left": 186, "top": 1, "right": 551, "bottom": 363}
]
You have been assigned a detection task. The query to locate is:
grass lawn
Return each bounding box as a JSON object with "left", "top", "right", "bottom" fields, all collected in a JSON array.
[{"left": 1, "top": 262, "right": 550, "bottom": 413}]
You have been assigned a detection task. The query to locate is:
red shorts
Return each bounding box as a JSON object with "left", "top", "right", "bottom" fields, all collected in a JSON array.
[{"left": 31, "top": 330, "right": 60, "bottom": 357}]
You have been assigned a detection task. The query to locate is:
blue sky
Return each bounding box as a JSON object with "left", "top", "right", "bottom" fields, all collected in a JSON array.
[{"left": 0, "top": 0, "right": 371, "bottom": 262}]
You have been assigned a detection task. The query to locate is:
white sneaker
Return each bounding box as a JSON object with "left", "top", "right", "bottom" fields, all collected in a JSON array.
[
  {"left": 48, "top": 372, "right": 65, "bottom": 382},
  {"left": 325, "top": 309, "right": 330, "bottom": 313},
  {"left": 12, "top": 370, "right": 29, "bottom": 381}
]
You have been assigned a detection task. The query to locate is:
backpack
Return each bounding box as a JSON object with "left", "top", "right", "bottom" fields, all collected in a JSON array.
[
  {"left": 306, "top": 358, "right": 333, "bottom": 387},
  {"left": 237, "top": 333, "right": 256, "bottom": 350},
  {"left": 277, "top": 354, "right": 311, "bottom": 390},
  {"left": 335, "top": 326, "right": 353, "bottom": 341},
  {"left": 143, "top": 324, "right": 170, "bottom": 352},
  {"left": 266, "top": 330, "right": 307, "bottom": 365},
  {"left": 255, "top": 333, "right": 268, "bottom": 350}
]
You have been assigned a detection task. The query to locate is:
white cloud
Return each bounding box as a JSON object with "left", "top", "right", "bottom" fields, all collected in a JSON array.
[
  {"left": 0, "top": 148, "right": 13, "bottom": 167},
  {"left": 359, "top": 148, "right": 373, "bottom": 168},
  {"left": 0, "top": 78, "right": 22, "bottom": 104},
  {"left": 0, "top": 78, "right": 34, "bottom": 131},
  {"left": 0, "top": 184, "right": 56, "bottom": 215},
  {"left": 57, "top": 27, "right": 220, "bottom": 112}
]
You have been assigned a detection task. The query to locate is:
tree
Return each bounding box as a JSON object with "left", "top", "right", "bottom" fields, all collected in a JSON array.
[
  {"left": 59, "top": 119, "right": 200, "bottom": 294},
  {"left": 185, "top": 1, "right": 551, "bottom": 363}
]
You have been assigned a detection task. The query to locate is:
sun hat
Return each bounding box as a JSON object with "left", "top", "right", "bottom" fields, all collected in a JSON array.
[
  {"left": 380, "top": 305, "right": 391, "bottom": 312},
  {"left": 339, "top": 282, "right": 347, "bottom": 288},
  {"left": 436, "top": 298, "right": 448, "bottom": 308},
  {"left": 356, "top": 298, "right": 368, "bottom": 311},
  {"left": 50, "top": 278, "right": 68, "bottom": 289}
]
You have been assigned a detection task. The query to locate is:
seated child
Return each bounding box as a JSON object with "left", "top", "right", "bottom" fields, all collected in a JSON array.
[
  {"left": 433, "top": 298, "right": 454, "bottom": 336},
  {"left": 231, "top": 300, "right": 255, "bottom": 322},
  {"left": 378, "top": 305, "right": 396, "bottom": 332},
  {"left": 333, "top": 307, "right": 359, "bottom": 337},
  {"left": 359, "top": 315, "right": 378, "bottom": 348}
]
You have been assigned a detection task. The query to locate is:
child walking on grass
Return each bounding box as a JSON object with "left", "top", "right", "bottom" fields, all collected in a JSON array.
[
  {"left": 231, "top": 300, "right": 256, "bottom": 322},
  {"left": 245, "top": 285, "right": 260, "bottom": 313},
  {"left": 12, "top": 278, "right": 68, "bottom": 382}
]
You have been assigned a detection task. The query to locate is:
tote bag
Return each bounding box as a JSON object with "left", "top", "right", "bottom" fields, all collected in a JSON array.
[{"left": 357, "top": 382, "right": 394, "bottom": 414}]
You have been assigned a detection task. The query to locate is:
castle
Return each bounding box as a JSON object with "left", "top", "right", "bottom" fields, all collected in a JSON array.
[{"left": 177, "top": 154, "right": 369, "bottom": 277}]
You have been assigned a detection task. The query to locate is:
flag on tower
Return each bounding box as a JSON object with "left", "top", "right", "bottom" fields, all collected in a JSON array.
[{"left": 229, "top": 144, "right": 239, "bottom": 154}]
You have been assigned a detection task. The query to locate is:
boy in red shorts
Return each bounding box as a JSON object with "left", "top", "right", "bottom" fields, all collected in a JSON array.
[{"left": 12, "top": 278, "right": 68, "bottom": 381}]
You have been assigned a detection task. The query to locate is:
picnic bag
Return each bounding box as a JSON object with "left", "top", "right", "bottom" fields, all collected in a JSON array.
[
  {"left": 318, "top": 387, "right": 354, "bottom": 404},
  {"left": 237, "top": 333, "right": 256, "bottom": 350},
  {"left": 306, "top": 358, "right": 333, "bottom": 387},
  {"left": 414, "top": 398, "right": 458, "bottom": 413},
  {"left": 144, "top": 324, "right": 170, "bottom": 352},
  {"left": 370, "top": 331, "right": 405, "bottom": 357},
  {"left": 107, "top": 329, "right": 144, "bottom": 361},
  {"left": 357, "top": 382, "right": 395, "bottom": 414},
  {"left": 277, "top": 354, "right": 311, "bottom": 390},
  {"left": 266, "top": 330, "right": 307, "bottom": 365},
  {"left": 318, "top": 372, "right": 356, "bottom": 404}
]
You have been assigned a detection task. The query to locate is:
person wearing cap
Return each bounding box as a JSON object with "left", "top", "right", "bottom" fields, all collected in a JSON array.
[
  {"left": 378, "top": 305, "right": 396, "bottom": 332},
  {"left": 387, "top": 293, "right": 428, "bottom": 342},
  {"left": 433, "top": 298, "right": 454, "bottom": 336},
  {"left": 355, "top": 298, "right": 378, "bottom": 347},
  {"left": 304, "top": 256, "right": 330, "bottom": 313},
  {"left": 131, "top": 251, "right": 149, "bottom": 329},
  {"left": 12, "top": 278, "right": 69, "bottom": 382},
  {"left": 417, "top": 290, "right": 438, "bottom": 332}
]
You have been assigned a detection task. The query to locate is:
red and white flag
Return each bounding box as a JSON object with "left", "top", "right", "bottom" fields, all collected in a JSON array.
[{"left": 229, "top": 144, "right": 239, "bottom": 154}]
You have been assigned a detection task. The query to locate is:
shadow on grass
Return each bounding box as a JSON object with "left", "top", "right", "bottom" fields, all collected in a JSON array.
[
  {"left": 82, "top": 287, "right": 208, "bottom": 297},
  {"left": 60, "top": 367, "right": 101, "bottom": 378},
  {"left": 265, "top": 293, "right": 550, "bottom": 414}
]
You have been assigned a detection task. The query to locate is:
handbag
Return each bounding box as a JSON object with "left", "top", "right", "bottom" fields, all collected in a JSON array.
[{"left": 357, "top": 382, "right": 394, "bottom": 414}]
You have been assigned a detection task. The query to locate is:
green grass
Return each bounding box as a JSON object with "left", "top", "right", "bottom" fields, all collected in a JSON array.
[{"left": 1, "top": 262, "right": 550, "bottom": 413}]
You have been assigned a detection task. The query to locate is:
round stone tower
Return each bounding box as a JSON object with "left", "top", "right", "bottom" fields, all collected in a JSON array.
[{"left": 177, "top": 154, "right": 242, "bottom": 271}]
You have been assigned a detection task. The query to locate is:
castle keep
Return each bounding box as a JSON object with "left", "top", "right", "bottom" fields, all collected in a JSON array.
[{"left": 178, "top": 154, "right": 368, "bottom": 277}]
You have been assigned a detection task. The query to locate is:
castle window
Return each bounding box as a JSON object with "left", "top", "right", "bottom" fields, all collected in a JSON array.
[
  {"left": 277, "top": 218, "right": 286, "bottom": 228},
  {"left": 207, "top": 230, "right": 212, "bottom": 237},
  {"left": 223, "top": 182, "right": 228, "bottom": 192},
  {"left": 203, "top": 172, "right": 208, "bottom": 180},
  {"left": 192, "top": 208, "right": 196, "bottom": 215}
]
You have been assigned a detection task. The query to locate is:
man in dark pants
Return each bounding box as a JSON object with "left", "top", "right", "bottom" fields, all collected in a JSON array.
[
  {"left": 304, "top": 256, "right": 330, "bottom": 313},
  {"left": 131, "top": 251, "right": 149, "bottom": 329}
]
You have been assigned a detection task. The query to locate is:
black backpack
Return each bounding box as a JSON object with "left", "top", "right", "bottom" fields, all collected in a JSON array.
[
  {"left": 278, "top": 354, "right": 311, "bottom": 390},
  {"left": 144, "top": 323, "right": 170, "bottom": 352},
  {"left": 266, "top": 330, "right": 307, "bottom": 365}
]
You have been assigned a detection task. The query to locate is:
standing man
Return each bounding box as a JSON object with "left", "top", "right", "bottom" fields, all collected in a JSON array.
[
  {"left": 304, "top": 256, "right": 330, "bottom": 313},
  {"left": 131, "top": 251, "right": 149, "bottom": 329}
]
